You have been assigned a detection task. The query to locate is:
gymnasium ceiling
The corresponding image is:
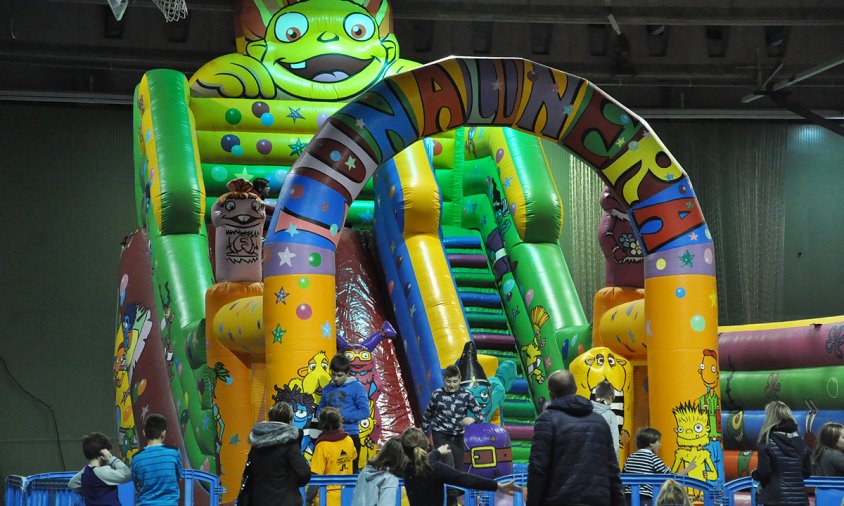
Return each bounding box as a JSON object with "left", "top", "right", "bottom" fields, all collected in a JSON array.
[{"left": 2, "top": 0, "right": 843, "bottom": 119}]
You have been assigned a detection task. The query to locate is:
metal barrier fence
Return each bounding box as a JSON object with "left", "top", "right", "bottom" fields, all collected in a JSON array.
[
  {"left": 7, "top": 470, "right": 844, "bottom": 506},
  {"left": 4, "top": 469, "right": 223, "bottom": 506}
]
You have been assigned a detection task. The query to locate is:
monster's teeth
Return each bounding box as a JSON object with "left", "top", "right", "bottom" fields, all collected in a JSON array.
[{"left": 291, "top": 61, "right": 307, "bottom": 69}]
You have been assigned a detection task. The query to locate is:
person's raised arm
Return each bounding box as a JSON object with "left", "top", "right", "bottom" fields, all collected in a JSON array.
[
  {"left": 67, "top": 470, "right": 83, "bottom": 491},
  {"left": 95, "top": 450, "right": 132, "bottom": 485}
]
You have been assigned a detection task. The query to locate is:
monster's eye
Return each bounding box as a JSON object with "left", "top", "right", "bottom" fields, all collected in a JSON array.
[
  {"left": 251, "top": 200, "right": 263, "bottom": 212},
  {"left": 360, "top": 351, "right": 371, "bottom": 361},
  {"left": 711, "top": 365, "right": 717, "bottom": 373},
  {"left": 480, "top": 391, "right": 489, "bottom": 400},
  {"left": 360, "top": 419, "right": 371, "bottom": 429},
  {"left": 344, "top": 13, "right": 375, "bottom": 41},
  {"left": 694, "top": 423, "right": 704, "bottom": 433},
  {"left": 309, "top": 363, "right": 317, "bottom": 371},
  {"left": 321, "top": 361, "right": 329, "bottom": 370},
  {"left": 608, "top": 355, "right": 616, "bottom": 366},
  {"left": 295, "top": 408, "right": 307, "bottom": 419},
  {"left": 596, "top": 355, "right": 604, "bottom": 366},
  {"left": 677, "top": 426, "right": 685, "bottom": 433},
  {"left": 700, "top": 363, "right": 705, "bottom": 370},
  {"left": 275, "top": 12, "right": 309, "bottom": 43},
  {"left": 224, "top": 200, "right": 236, "bottom": 211},
  {"left": 344, "top": 351, "right": 354, "bottom": 360}
]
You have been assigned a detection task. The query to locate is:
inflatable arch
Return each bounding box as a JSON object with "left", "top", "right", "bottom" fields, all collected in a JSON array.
[{"left": 265, "top": 56, "right": 723, "bottom": 484}]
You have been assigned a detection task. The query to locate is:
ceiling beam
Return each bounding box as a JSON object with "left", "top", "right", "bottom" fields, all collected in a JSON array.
[
  {"left": 43, "top": 0, "right": 844, "bottom": 25},
  {"left": 389, "top": 2, "right": 844, "bottom": 26}
]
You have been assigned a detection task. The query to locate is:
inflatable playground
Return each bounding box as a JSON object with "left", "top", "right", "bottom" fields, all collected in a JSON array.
[{"left": 108, "top": 0, "right": 844, "bottom": 503}]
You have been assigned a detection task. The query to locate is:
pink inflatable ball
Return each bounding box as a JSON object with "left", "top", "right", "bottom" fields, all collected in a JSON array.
[{"left": 211, "top": 178, "right": 266, "bottom": 282}]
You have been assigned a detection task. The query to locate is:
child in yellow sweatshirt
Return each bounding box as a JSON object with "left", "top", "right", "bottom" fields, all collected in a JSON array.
[{"left": 307, "top": 407, "right": 357, "bottom": 506}]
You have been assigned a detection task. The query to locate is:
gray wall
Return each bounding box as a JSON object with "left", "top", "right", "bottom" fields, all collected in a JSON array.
[
  {"left": 0, "top": 103, "right": 135, "bottom": 486},
  {"left": 0, "top": 102, "right": 842, "bottom": 488}
]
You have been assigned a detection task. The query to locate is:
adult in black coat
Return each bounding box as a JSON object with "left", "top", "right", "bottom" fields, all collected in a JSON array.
[
  {"left": 244, "top": 402, "right": 312, "bottom": 506},
  {"left": 527, "top": 370, "right": 624, "bottom": 506},
  {"left": 751, "top": 401, "right": 811, "bottom": 506}
]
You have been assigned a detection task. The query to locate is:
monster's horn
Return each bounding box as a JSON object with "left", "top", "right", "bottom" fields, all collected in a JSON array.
[{"left": 361, "top": 321, "right": 395, "bottom": 351}]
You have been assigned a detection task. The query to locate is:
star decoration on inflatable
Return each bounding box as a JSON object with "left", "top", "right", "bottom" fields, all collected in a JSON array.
[
  {"left": 272, "top": 324, "right": 286, "bottom": 344},
  {"left": 235, "top": 168, "right": 252, "bottom": 181},
  {"left": 321, "top": 321, "right": 332, "bottom": 338},
  {"left": 286, "top": 224, "right": 299, "bottom": 236},
  {"left": 679, "top": 250, "right": 695, "bottom": 268},
  {"left": 710, "top": 291, "right": 718, "bottom": 308},
  {"left": 278, "top": 247, "right": 296, "bottom": 266},
  {"left": 345, "top": 155, "right": 357, "bottom": 171},
  {"left": 275, "top": 287, "right": 289, "bottom": 304},
  {"left": 230, "top": 434, "right": 240, "bottom": 446},
  {"left": 289, "top": 138, "right": 307, "bottom": 156},
  {"left": 286, "top": 107, "right": 304, "bottom": 123}
]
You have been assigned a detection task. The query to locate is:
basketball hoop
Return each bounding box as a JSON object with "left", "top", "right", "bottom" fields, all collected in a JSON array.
[{"left": 151, "top": 0, "right": 188, "bottom": 22}]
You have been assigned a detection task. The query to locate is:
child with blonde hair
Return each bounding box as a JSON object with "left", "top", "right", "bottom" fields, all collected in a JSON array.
[{"left": 655, "top": 479, "right": 691, "bottom": 506}]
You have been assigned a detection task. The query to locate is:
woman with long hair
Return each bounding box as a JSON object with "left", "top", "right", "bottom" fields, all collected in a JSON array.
[
  {"left": 400, "top": 427, "right": 521, "bottom": 505},
  {"left": 351, "top": 437, "right": 406, "bottom": 506},
  {"left": 750, "top": 401, "right": 811, "bottom": 505},
  {"left": 812, "top": 422, "right": 844, "bottom": 476}
]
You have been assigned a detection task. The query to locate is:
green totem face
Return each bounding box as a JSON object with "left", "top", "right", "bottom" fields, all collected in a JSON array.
[{"left": 248, "top": 0, "right": 398, "bottom": 101}]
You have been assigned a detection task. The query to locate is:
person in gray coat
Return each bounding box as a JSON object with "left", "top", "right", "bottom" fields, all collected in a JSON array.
[
  {"left": 351, "top": 437, "right": 406, "bottom": 506},
  {"left": 591, "top": 379, "right": 620, "bottom": 460}
]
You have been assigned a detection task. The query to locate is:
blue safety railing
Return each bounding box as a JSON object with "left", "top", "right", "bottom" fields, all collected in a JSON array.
[
  {"left": 4, "top": 469, "right": 223, "bottom": 506},
  {"left": 722, "top": 476, "right": 844, "bottom": 506},
  {"left": 621, "top": 473, "right": 717, "bottom": 506},
  {"left": 8, "top": 470, "right": 844, "bottom": 506}
]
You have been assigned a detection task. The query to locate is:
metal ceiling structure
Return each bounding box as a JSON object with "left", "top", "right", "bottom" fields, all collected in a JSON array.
[{"left": 2, "top": 0, "right": 843, "bottom": 119}]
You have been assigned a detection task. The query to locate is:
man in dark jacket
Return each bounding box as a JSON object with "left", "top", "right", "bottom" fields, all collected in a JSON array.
[{"left": 527, "top": 370, "right": 624, "bottom": 506}]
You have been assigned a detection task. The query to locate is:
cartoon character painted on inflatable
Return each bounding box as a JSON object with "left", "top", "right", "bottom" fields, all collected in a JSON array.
[
  {"left": 521, "top": 306, "right": 549, "bottom": 384},
  {"left": 272, "top": 383, "right": 317, "bottom": 430},
  {"left": 569, "top": 346, "right": 633, "bottom": 457},
  {"left": 671, "top": 401, "right": 717, "bottom": 489},
  {"left": 338, "top": 322, "right": 395, "bottom": 399},
  {"left": 191, "top": 0, "right": 416, "bottom": 101},
  {"left": 211, "top": 178, "right": 266, "bottom": 281},
  {"left": 114, "top": 303, "right": 153, "bottom": 461},
  {"left": 697, "top": 349, "right": 724, "bottom": 488}
]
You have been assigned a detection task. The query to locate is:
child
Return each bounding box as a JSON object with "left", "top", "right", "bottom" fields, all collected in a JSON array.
[
  {"left": 317, "top": 354, "right": 369, "bottom": 472},
  {"left": 131, "top": 414, "right": 184, "bottom": 505},
  {"left": 751, "top": 401, "right": 811, "bottom": 505},
  {"left": 591, "top": 379, "right": 620, "bottom": 459},
  {"left": 812, "top": 422, "right": 844, "bottom": 476},
  {"left": 68, "top": 432, "right": 132, "bottom": 505},
  {"left": 623, "top": 428, "right": 697, "bottom": 506},
  {"left": 422, "top": 365, "right": 484, "bottom": 472},
  {"left": 655, "top": 479, "right": 691, "bottom": 506},
  {"left": 400, "top": 427, "right": 520, "bottom": 506},
  {"left": 307, "top": 407, "right": 357, "bottom": 506},
  {"left": 351, "top": 437, "right": 406, "bottom": 506}
]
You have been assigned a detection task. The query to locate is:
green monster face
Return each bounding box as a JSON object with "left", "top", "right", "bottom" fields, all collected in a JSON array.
[{"left": 248, "top": 0, "right": 398, "bottom": 101}]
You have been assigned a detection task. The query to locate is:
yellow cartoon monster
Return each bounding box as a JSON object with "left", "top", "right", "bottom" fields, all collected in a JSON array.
[{"left": 671, "top": 401, "right": 718, "bottom": 485}]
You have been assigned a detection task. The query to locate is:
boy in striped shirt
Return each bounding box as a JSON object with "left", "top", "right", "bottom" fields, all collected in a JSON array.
[
  {"left": 622, "top": 427, "right": 696, "bottom": 506},
  {"left": 131, "top": 414, "right": 184, "bottom": 505}
]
